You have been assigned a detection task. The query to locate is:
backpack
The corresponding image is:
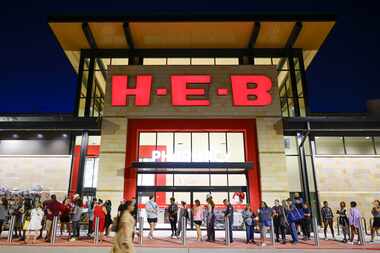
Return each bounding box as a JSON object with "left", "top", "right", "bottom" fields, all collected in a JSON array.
[{"left": 287, "top": 207, "right": 303, "bottom": 223}]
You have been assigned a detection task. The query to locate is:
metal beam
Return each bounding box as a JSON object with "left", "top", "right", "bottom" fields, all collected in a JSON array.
[
  {"left": 248, "top": 22, "right": 260, "bottom": 48},
  {"left": 123, "top": 22, "right": 134, "bottom": 49},
  {"left": 285, "top": 21, "right": 303, "bottom": 48},
  {"left": 132, "top": 161, "right": 253, "bottom": 169}
]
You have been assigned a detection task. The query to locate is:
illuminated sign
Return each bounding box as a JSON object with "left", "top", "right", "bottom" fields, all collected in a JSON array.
[
  {"left": 151, "top": 150, "right": 231, "bottom": 162},
  {"left": 112, "top": 74, "right": 272, "bottom": 107}
]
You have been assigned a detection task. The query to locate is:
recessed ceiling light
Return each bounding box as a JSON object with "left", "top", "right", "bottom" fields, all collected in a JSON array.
[
  {"left": 62, "top": 133, "right": 68, "bottom": 138},
  {"left": 365, "top": 136, "right": 371, "bottom": 140},
  {"left": 37, "top": 134, "right": 43, "bottom": 138},
  {"left": 12, "top": 134, "right": 19, "bottom": 138}
]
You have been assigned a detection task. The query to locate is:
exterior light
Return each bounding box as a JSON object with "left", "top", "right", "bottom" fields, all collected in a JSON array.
[
  {"left": 12, "top": 134, "right": 19, "bottom": 138},
  {"left": 365, "top": 136, "right": 371, "bottom": 140},
  {"left": 37, "top": 134, "right": 43, "bottom": 139},
  {"left": 62, "top": 133, "right": 68, "bottom": 138}
]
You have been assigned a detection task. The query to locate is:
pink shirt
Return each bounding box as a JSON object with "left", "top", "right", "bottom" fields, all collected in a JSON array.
[{"left": 193, "top": 206, "right": 203, "bottom": 221}]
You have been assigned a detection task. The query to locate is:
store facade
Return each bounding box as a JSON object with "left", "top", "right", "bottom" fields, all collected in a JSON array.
[{"left": 1, "top": 13, "right": 380, "bottom": 225}]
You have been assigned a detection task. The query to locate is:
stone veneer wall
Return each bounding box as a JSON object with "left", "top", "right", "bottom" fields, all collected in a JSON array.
[
  {"left": 256, "top": 117, "right": 289, "bottom": 204},
  {"left": 315, "top": 156, "right": 380, "bottom": 222},
  {"left": 0, "top": 156, "right": 71, "bottom": 200}
]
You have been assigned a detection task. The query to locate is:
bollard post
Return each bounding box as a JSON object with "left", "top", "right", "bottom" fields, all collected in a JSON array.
[
  {"left": 94, "top": 217, "right": 100, "bottom": 245},
  {"left": 138, "top": 216, "right": 143, "bottom": 245},
  {"left": 181, "top": 216, "right": 187, "bottom": 246},
  {"left": 358, "top": 217, "right": 366, "bottom": 246},
  {"left": 50, "top": 216, "right": 58, "bottom": 245},
  {"left": 224, "top": 216, "right": 230, "bottom": 247},
  {"left": 312, "top": 217, "right": 320, "bottom": 247},
  {"left": 7, "top": 215, "right": 16, "bottom": 243},
  {"left": 270, "top": 217, "right": 276, "bottom": 247}
]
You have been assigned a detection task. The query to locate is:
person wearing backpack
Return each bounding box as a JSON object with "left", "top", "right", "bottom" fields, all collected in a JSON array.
[
  {"left": 321, "top": 201, "right": 335, "bottom": 240},
  {"left": 285, "top": 198, "right": 300, "bottom": 244}
]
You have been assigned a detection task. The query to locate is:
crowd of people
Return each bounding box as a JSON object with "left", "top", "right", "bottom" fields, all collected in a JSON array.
[{"left": 0, "top": 192, "right": 379, "bottom": 251}]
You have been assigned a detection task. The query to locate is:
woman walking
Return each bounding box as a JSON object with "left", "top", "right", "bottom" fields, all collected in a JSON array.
[
  {"left": 206, "top": 195, "right": 215, "bottom": 242},
  {"left": 192, "top": 200, "right": 203, "bottom": 241},
  {"left": 145, "top": 195, "right": 159, "bottom": 239},
  {"left": 111, "top": 200, "right": 135, "bottom": 253},
  {"left": 370, "top": 200, "right": 380, "bottom": 243},
  {"left": 348, "top": 201, "right": 361, "bottom": 245},
  {"left": 337, "top": 201, "right": 350, "bottom": 243},
  {"left": 242, "top": 204, "right": 256, "bottom": 244}
]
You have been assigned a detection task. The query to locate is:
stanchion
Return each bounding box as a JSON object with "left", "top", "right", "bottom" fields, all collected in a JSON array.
[
  {"left": 224, "top": 216, "right": 230, "bottom": 247},
  {"left": 94, "top": 217, "right": 100, "bottom": 245},
  {"left": 138, "top": 216, "right": 143, "bottom": 245},
  {"left": 7, "top": 215, "right": 16, "bottom": 243},
  {"left": 270, "top": 217, "right": 276, "bottom": 247},
  {"left": 358, "top": 217, "right": 366, "bottom": 246},
  {"left": 50, "top": 216, "right": 58, "bottom": 245},
  {"left": 312, "top": 217, "right": 320, "bottom": 247},
  {"left": 181, "top": 216, "right": 187, "bottom": 246}
]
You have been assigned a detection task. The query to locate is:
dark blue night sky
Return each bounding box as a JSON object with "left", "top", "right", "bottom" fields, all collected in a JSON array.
[{"left": 1, "top": 1, "right": 379, "bottom": 114}]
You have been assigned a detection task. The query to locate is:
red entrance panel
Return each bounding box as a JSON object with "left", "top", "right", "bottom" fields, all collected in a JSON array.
[{"left": 124, "top": 119, "right": 261, "bottom": 210}]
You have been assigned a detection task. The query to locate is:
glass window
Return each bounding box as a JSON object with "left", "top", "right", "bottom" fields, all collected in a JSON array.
[
  {"left": 137, "top": 174, "right": 155, "bottom": 186},
  {"left": 139, "top": 132, "right": 156, "bottom": 161},
  {"left": 167, "top": 58, "right": 190, "bottom": 65},
  {"left": 191, "top": 133, "right": 209, "bottom": 162},
  {"left": 209, "top": 132, "right": 226, "bottom": 162},
  {"left": 191, "top": 58, "right": 215, "bottom": 65},
  {"left": 211, "top": 174, "right": 227, "bottom": 186},
  {"left": 83, "top": 157, "right": 99, "bottom": 188},
  {"left": 174, "top": 133, "right": 191, "bottom": 162},
  {"left": 215, "top": 58, "right": 239, "bottom": 65},
  {"left": 226, "top": 133, "right": 245, "bottom": 162},
  {"left": 143, "top": 58, "right": 167, "bottom": 65},
  {"left": 174, "top": 174, "right": 209, "bottom": 186},
  {"left": 315, "top": 136, "right": 345, "bottom": 155},
  {"left": 156, "top": 133, "right": 173, "bottom": 162},
  {"left": 286, "top": 156, "right": 302, "bottom": 192},
  {"left": 344, "top": 136, "right": 375, "bottom": 155},
  {"left": 375, "top": 137, "right": 380, "bottom": 154},
  {"left": 254, "top": 58, "right": 272, "bottom": 65},
  {"left": 284, "top": 136, "right": 297, "bottom": 155},
  {"left": 228, "top": 174, "right": 246, "bottom": 186},
  {"left": 111, "top": 58, "right": 129, "bottom": 65}
]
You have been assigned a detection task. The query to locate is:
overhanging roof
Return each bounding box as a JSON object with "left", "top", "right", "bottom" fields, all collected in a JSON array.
[{"left": 48, "top": 14, "right": 335, "bottom": 51}]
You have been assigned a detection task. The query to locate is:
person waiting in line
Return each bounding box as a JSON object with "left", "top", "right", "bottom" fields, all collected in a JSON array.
[
  {"left": 348, "top": 201, "right": 361, "bottom": 245},
  {"left": 167, "top": 197, "right": 178, "bottom": 238},
  {"left": 285, "top": 198, "right": 300, "bottom": 244},
  {"left": 258, "top": 201, "right": 272, "bottom": 246},
  {"left": 321, "top": 201, "right": 335, "bottom": 240},
  {"left": 176, "top": 201, "right": 189, "bottom": 239},
  {"left": 60, "top": 198, "right": 72, "bottom": 237},
  {"left": 45, "top": 194, "right": 61, "bottom": 242},
  {"left": 20, "top": 198, "right": 33, "bottom": 242},
  {"left": 370, "top": 200, "right": 380, "bottom": 242},
  {"left": 87, "top": 198, "right": 96, "bottom": 237},
  {"left": 302, "top": 203, "right": 311, "bottom": 240},
  {"left": 25, "top": 201, "right": 44, "bottom": 244},
  {"left": 206, "top": 194, "right": 216, "bottom": 242},
  {"left": 70, "top": 198, "right": 83, "bottom": 241},
  {"left": 104, "top": 200, "right": 113, "bottom": 236},
  {"left": 93, "top": 199, "right": 107, "bottom": 243},
  {"left": 337, "top": 201, "right": 350, "bottom": 243},
  {"left": 192, "top": 199, "right": 203, "bottom": 241},
  {"left": 0, "top": 197, "right": 8, "bottom": 238},
  {"left": 272, "top": 199, "right": 287, "bottom": 244},
  {"left": 223, "top": 199, "right": 234, "bottom": 243},
  {"left": 242, "top": 204, "right": 256, "bottom": 244},
  {"left": 111, "top": 200, "right": 135, "bottom": 253},
  {"left": 145, "top": 195, "right": 159, "bottom": 240},
  {"left": 293, "top": 193, "right": 304, "bottom": 234}
]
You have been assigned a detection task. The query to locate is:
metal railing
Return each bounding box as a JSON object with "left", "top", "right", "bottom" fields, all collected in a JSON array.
[
  {"left": 224, "top": 216, "right": 230, "bottom": 247},
  {"left": 138, "top": 216, "right": 143, "bottom": 245},
  {"left": 270, "top": 217, "right": 276, "bottom": 247},
  {"left": 312, "top": 217, "right": 320, "bottom": 247},
  {"left": 358, "top": 216, "right": 366, "bottom": 246},
  {"left": 50, "top": 216, "right": 59, "bottom": 245},
  {"left": 181, "top": 216, "right": 187, "bottom": 246},
  {"left": 94, "top": 217, "right": 100, "bottom": 245},
  {"left": 7, "top": 215, "right": 16, "bottom": 243}
]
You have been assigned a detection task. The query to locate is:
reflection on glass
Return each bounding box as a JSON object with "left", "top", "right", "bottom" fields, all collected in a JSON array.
[
  {"left": 315, "top": 137, "right": 345, "bottom": 155},
  {"left": 345, "top": 136, "right": 375, "bottom": 155}
]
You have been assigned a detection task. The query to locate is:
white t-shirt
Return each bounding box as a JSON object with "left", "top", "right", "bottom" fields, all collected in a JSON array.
[{"left": 29, "top": 208, "right": 44, "bottom": 231}]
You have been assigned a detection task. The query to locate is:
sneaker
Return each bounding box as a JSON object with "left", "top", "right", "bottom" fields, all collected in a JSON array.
[
  {"left": 324, "top": 237, "right": 328, "bottom": 241},
  {"left": 348, "top": 241, "right": 354, "bottom": 245},
  {"left": 69, "top": 238, "right": 76, "bottom": 242},
  {"left": 261, "top": 243, "right": 267, "bottom": 247}
]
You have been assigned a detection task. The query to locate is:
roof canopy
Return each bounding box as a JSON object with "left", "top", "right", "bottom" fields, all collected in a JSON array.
[{"left": 48, "top": 14, "right": 335, "bottom": 51}]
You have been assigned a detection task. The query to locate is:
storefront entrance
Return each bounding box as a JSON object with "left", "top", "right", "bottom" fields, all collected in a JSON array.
[{"left": 124, "top": 119, "right": 261, "bottom": 228}]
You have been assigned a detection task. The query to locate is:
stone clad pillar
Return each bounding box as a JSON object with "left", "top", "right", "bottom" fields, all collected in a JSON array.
[
  {"left": 97, "top": 116, "right": 127, "bottom": 217},
  {"left": 256, "top": 117, "right": 289, "bottom": 203}
]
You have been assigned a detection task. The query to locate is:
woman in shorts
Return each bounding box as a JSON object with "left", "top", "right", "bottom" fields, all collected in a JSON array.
[
  {"left": 145, "top": 195, "right": 159, "bottom": 239},
  {"left": 371, "top": 200, "right": 380, "bottom": 242},
  {"left": 192, "top": 199, "right": 203, "bottom": 241}
]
